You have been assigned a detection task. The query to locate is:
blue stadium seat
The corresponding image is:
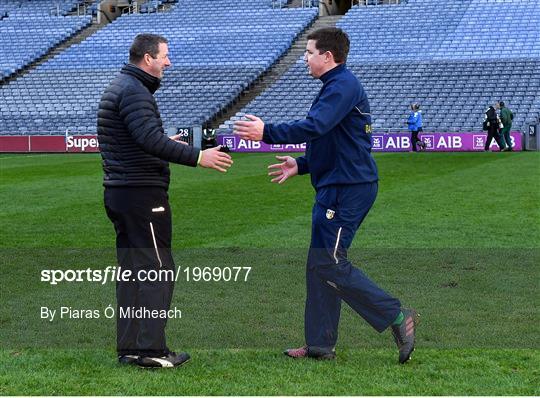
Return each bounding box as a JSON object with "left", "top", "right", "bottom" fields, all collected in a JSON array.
[{"left": 0, "top": 0, "right": 317, "bottom": 134}]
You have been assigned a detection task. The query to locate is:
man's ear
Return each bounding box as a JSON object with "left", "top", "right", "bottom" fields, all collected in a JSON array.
[
  {"left": 325, "top": 51, "right": 334, "bottom": 63},
  {"left": 143, "top": 53, "right": 152, "bottom": 66}
]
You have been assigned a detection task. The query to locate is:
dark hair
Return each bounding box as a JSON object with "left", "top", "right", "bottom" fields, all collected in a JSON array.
[
  {"left": 129, "top": 33, "right": 168, "bottom": 64},
  {"left": 306, "top": 27, "right": 350, "bottom": 64},
  {"left": 499, "top": 101, "right": 505, "bottom": 107}
]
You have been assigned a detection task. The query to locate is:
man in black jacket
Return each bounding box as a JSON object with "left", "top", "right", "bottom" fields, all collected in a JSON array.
[
  {"left": 484, "top": 103, "right": 506, "bottom": 151},
  {"left": 98, "top": 33, "right": 232, "bottom": 368}
]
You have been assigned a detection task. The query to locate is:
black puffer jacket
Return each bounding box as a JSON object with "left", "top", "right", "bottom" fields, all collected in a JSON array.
[
  {"left": 484, "top": 106, "right": 499, "bottom": 133},
  {"left": 98, "top": 64, "right": 200, "bottom": 188}
]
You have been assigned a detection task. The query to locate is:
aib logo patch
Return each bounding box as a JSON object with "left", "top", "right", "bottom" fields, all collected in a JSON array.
[
  {"left": 224, "top": 136, "right": 237, "bottom": 150},
  {"left": 326, "top": 209, "right": 335, "bottom": 220}
]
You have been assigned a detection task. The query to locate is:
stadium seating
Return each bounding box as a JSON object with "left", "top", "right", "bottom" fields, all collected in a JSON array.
[
  {"left": 342, "top": 0, "right": 540, "bottom": 62},
  {"left": 0, "top": 0, "right": 317, "bottom": 134},
  {"left": 219, "top": 0, "right": 540, "bottom": 134},
  {"left": 0, "top": 0, "right": 92, "bottom": 79},
  {"left": 222, "top": 59, "right": 539, "bottom": 133},
  {"left": 0, "top": 0, "right": 83, "bottom": 17},
  {"left": 1, "top": 0, "right": 538, "bottom": 136},
  {"left": 0, "top": 15, "right": 92, "bottom": 79}
]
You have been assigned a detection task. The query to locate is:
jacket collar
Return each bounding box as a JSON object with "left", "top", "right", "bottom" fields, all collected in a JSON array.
[
  {"left": 320, "top": 63, "right": 346, "bottom": 83},
  {"left": 121, "top": 63, "right": 161, "bottom": 94}
]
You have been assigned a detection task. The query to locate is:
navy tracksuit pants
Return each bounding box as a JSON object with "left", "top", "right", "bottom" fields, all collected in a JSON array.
[{"left": 305, "top": 182, "right": 401, "bottom": 348}]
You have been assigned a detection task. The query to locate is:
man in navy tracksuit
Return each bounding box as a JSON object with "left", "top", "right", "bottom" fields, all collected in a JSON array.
[{"left": 235, "top": 28, "right": 418, "bottom": 364}]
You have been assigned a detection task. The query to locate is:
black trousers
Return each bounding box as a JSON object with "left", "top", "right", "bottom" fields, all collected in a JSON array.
[
  {"left": 104, "top": 186, "right": 175, "bottom": 357},
  {"left": 411, "top": 129, "right": 424, "bottom": 151},
  {"left": 484, "top": 126, "right": 504, "bottom": 151}
]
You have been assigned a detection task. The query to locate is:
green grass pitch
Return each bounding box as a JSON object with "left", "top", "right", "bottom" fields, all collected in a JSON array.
[{"left": 0, "top": 152, "right": 539, "bottom": 395}]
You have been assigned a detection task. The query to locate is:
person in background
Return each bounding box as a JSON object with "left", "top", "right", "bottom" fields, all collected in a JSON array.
[
  {"left": 484, "top": 103, "right": 506, "bottom": 151},
  {"left": 498, "top": 101, "right": 514, "bottom": 151},
  {"left": 407, "top": 103, "right": 426, "bottom": 151}
]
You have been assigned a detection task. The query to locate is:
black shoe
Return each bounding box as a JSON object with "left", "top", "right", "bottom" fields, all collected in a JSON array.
[
  {"left": 283, "top": 345, "right": 336, "bottom": 360},
  {"left": 118, "top": 354, "right": 139, "bottom": 365},
  {"left": 137, "top": 351, "right": 190, "bottom": 368},
  {"left": 308, "top": 346, "right": 336, "bottom": 360},
  {"left": 391, "top": 308, "right": 419, "bottom": 364}
]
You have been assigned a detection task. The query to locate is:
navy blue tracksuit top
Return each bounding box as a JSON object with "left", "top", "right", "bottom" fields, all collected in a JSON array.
[{"left": 262, "top": 63, "right": 378, "bottom": 190}]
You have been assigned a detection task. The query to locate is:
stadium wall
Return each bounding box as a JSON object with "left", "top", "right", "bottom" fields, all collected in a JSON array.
[{"left": 0, "top": 132, "right": 524, "bottom": 153}]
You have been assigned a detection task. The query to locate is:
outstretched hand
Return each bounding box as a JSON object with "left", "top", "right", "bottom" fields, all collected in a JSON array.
[
  {"left": 199, "top": 146, "right": 233, "bottom": 173},
  {"left": 267, "top": 155, "right": 298, "bottom": 184},
  {"left": 234, "top": 115, "right": 264, "bottom": 141}
]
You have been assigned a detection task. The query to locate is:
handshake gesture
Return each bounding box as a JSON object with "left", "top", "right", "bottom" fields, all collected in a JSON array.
[
  {"left": 173, "top": 114, "right": 299, "bottom": 183},
  {"left": 170, "top": 134, "right": 233, "bottom": 173},
  {"left": 199, "top": 146, "right": 233, "bottom": 173},
  {"left": 267, "top": 156, "right": 298, "bottom": 184},
  {"left": 197, "top": 149, "right": 298, "bottom": 184},
  {"left": 234, "top": 115, "right": 298, "bottom": 184}
]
